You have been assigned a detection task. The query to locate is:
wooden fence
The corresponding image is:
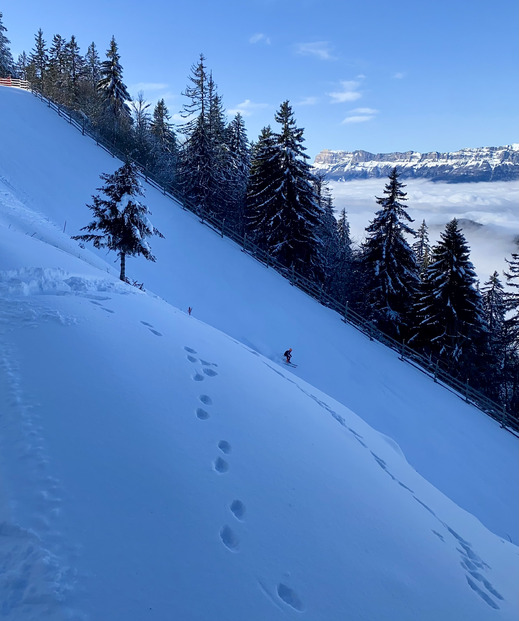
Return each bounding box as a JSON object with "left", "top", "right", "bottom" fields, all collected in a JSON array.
[
  {"left": 0, "top": 77, "right": 31, "bottom": 89},
  {"left": 27, "top": 89, "right": 519, "bottom": 435}
]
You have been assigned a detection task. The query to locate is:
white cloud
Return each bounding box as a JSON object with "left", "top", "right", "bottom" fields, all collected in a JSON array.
[
  {"left": 228, "top": 99, "right": 270, "bottom": 117},
  {"left": 393, "top": 72, "right": 406, "bottom": 79},
  {"left": 350, "top": 107, "right": 379, "bottom": 115},
  {"left": 341, "top": 115, "right": 373, "bottom": 124},
  {"left": 328, "top": 80, "right": 362, "bottom": 103},
  {"left": 250, "top": 33, "right": 271, "bottom": 45},
  {"left": 295, "top": 41, "right": 336, "bottom": 61},
  {"left": 296, "top": 96, "right": 319, "bottom": 106}
]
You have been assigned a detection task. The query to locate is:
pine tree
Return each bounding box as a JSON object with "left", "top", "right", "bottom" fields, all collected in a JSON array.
[
  {"left": 360, "top": 168, "right": 419, "bottom": 337},
  {"left": 313, "top": 171, "right": 339, "bottom": 287},
  {"left": 0, "top": 12, "right": 14, "bottom": 77},
  {"left": 178, "top": 54, "right": 221, "bottom": 215},
  {"left": 224, "top": 112, "right": 250, "bottom": 233},
  {"left": 130, "top": 91, "right": 153, "bottom": 168},
  {"left": 247, "top": 101, "right": 323, "bottom": 278},
  {"left": 413, "top": 219, "right": 431, "bottom": 279},
  {"left": 97, "top": 36, "right": 132, "bottom": 144},
  {"left": 73, "top": 162, "right": 163, "bottom": 282},
  {"left": 80, "top": 42, "right": 102, "bottom": 119},
  {"left": 329, "top": 207, "right": 355, "bottom": 304},
  {"left": 149, "top": 99, "right": 178, "bottom": 188},
  {"left": 246, "top": 125, "right": 279, "bottom": 248},
  {"left": 28, "top": 29, "right": 48, "bottom": 94},
  {"left": 64, "top": 35, "right": 85, "bottom": 109},
  {"left": 47, "top": 34, "right": 67, "bottom": 103},
  {"left": 503, "top": 243, "right": 519, "bottom": 414},
  {"left": 14, "top": 52, "right": 29, "bottom": 80},
  {"left": 504, "top": 242, "right": 519, "bottom": 325},
  {"left": 411, "top": 218, "right": 486, "bottom": 375}
]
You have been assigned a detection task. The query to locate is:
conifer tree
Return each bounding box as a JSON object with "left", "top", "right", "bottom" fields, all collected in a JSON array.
[
  {"left": 481, "top": 272, "right": 508, "bottom": 401},
  {"left": 178, "top": 54, "right": 221, "bottom": 215},
  {"left": 360, "top": 168, "right": 419, "bottom": 337},
  {"left": 503, "top": 242, "right": 519, "bottom": 326},
  {"left": 313, "top": 171, "right": 339, "bottom": 287},
  {"left": 413, "top": 219, "right": 431, "bottom": 279},
  {"left": 97, "top": 36, "right": 132, "bottom": 144},
  {"left": 411, "top": 218, "right": 486, "bottom": 374},
  {"left": 248, "top": 101, "right": 323, "bottom": 278},
  {"left": 73, "top": 162, "right": 163, "bottom": 282},
  {"left": 64, "top": 35, "right": 85, "bottom": 108},
  {"left": 246, "top": 125, "right": 279, "bottom": 248},
  {"left": 47, "top": 34, "right": 67, "bottom": 103},
  {"left": 28, "top": 29, "right": 48, "bottom": 94},
  {"left": 14, "top": 52, "right": 29, "bottom": 80},
  {"left": 224, "top": 112, "right": 250, "bottom": 233},
  {"left": 329, "top": 207, "right": 355, "bottom": 304},
  {"left": 0, "top": 12, "right": 14, "bottom": 77},
  {"left": 80, "top": 42, "right": 101, "bottom": 119},
  {"left": 130, "top": 91, "right": 152, "bottom": 168},
  {"left": 149, "top": 99, "right": 178, "bottom": 187}
]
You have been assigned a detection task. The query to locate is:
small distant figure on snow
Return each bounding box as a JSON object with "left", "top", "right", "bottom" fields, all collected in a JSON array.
[
  {"left": 283, "top": 348, "right": 293, "bottom": 364},
  {"left": 188, "top": 306, "right": 193, "bottom": 316}
]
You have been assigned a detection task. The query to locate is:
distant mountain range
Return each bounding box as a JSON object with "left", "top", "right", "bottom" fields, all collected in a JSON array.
[{"left": 313, "top": 144, "right": 519, "bottom": 183}]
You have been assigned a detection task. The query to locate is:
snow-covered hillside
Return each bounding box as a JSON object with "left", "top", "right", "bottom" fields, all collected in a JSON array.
[{"left": 0, "top": 86, "right": 518, "bottom": 620}]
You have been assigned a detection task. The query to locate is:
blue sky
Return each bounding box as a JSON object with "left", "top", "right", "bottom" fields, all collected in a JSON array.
[{"left": 2, "top": 0, "right": 518, "bottom": 159}]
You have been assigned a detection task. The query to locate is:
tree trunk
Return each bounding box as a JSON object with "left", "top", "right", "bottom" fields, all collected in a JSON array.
[{"left": 119, "top": 251, "right": 126, "bottom": 281}]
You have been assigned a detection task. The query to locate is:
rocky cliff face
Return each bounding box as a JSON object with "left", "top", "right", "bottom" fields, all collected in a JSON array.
[{"left": 313, "top": 144, "right": 519, "bottom": 182}]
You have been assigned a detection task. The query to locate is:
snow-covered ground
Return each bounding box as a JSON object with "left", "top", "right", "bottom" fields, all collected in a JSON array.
[{"left": 0, "top": 85, "right": 518, "bottom": 620}]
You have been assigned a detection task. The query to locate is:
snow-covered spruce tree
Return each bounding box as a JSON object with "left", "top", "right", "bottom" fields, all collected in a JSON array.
[
  {"left": 504, "top": 241, "right": 519, "bottom": 328},
  {"left": 411, "top": 218, "right": 487, "bottom": 378},
  {"left": 481, "top": 272, "right": 510, "bottom": 401},
  {"left": 149, "top": 98, "right": 178, "bottom": 188},
  {"left": 47, "top": 34, "right": 67, "bottom": 103},
  {"left": 97, "top": 36, "right": 132, "bottom": 146},
  {"left": 328, "top": 207, "right": 356, "bottom": 305},
  {"left": 223, "top": 112, "right": 250, "bottom": 234},
  {"left": 248, "top": 101, "right": 323, "bottom": 279},
  {"left": 64, "top": 35, "right": 85, "bottom": 109},
  {"left": 313, "top": 171, "right": 340, "bottom": 289},
  {"left": 28, "top": 29, "right": 48, "bottom": 94},
  {"left": 503, "top": 243, "right": 519, "bottom": 415},
  {"left": 79, "top": 42, "right": 102, "bottom": 120},
  {"left": 73, "top": 162, "right": 163, "bottom": 282},
  {"left": 413, "top": 219, "right": 431, "bottom": 279},
  {"left": 246, "top": 125, "right": 279, "bottom": 249},
  {"left": 14, "top": 52, "right": 29, "bottom": 80},
  {"left": 130, "top": 91, "right": 153, "bottom": 169},
  {"left": 178, "top": 54, "right": 221, "bottom": 215},
  {"left": 360, "top": 167, "right": 419, "bottom": 338},
  {"left": 0, "top": 12, "right": 14, "bottom": 77}
]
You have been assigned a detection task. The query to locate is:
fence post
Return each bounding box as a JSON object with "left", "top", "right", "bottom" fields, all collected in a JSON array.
[
  {"left": 464, "top": 378, "right": 470, "bottom": 403},
  {"left": 221, "top": 218, "right": 226, "bottom": 238}
]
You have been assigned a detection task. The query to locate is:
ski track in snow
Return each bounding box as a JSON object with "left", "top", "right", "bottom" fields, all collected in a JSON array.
[{"left": 261, "top": 359, "right": 504, "bottom": 612}]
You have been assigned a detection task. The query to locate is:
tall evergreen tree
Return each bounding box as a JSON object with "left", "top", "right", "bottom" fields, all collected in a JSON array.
[
  {"left": 14, "top": 52, "right": 29, "bottom": 80},
  {"left": 73, "top": 162, "right": 163, "bottom": 282},
  {"left": 481, "top": 272, "right": 508, "bottom": 401},
  {"left": 224, "top": 112, "right": 250, "bottom": 233},
  {"left": 503, "top": 242, "right": 519, "bottom": 325},
  {"left": 178, "top": 54, "right": 221, "bottom": 215},
  {"left": 28, "top": 29, "right": 48, "bottom": 94},
  {"left": 64, "top": 35, "right": 85, "bottom": 108},
  {"left": 0, "top": 12, "right": 14, "bottom": 77},
  {"left": 130, "top": 91, "right": 153, "bottom": 168},
  {"left": 47, "top": 34, "right": 67, "bottom": 102},
  {"left": 313, "top": 171, "right": 339, "bottom": 287},
  {"left": 149, "top": 98, "right": 178, "bottom": 187},
  {"left": 97, "top": 36, "right": 132, "bottom": 144},
  {"left": 329, "top": 207, "right": 355, "bottom": 304},
  {"left": 413, "top": 219, "right": 431, "bottom": 279},
  {"left": 360, "top": 168, "right": 419, "bottom": 337},
  {"left": 246, "top": 125, "right": 279, "bottom": 248},
  {"left": 411, "top": 218, "right": 486, "bottom": 375},
  {"left": 247, "top": 101, "right": 323, "bottom": 278}
]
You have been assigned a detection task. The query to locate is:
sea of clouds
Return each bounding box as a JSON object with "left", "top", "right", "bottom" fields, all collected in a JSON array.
[{"left": 330, "top": 179, "right": 519, "bottom": 285}]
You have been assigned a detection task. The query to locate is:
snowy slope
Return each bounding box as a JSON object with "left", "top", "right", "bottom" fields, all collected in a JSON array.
[{"left": 0, "top": 85, "right": 518, "bottom": 620}]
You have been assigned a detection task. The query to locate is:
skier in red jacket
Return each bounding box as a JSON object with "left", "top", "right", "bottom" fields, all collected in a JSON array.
[{"left": 283, "top": 348, "right": 293, "bottom": 364}]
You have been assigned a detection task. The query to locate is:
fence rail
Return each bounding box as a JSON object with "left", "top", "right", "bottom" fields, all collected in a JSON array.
[
  {"left": 26, "top": 88, "right": 518, "bottom": 435},
  {"left": 0, "top": 77, "right": 31, "bottom": 89}
]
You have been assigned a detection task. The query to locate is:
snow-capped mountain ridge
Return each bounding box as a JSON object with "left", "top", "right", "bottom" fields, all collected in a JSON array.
[{"left": 314, "top": 144, "right": 519, "bottom": 182}]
